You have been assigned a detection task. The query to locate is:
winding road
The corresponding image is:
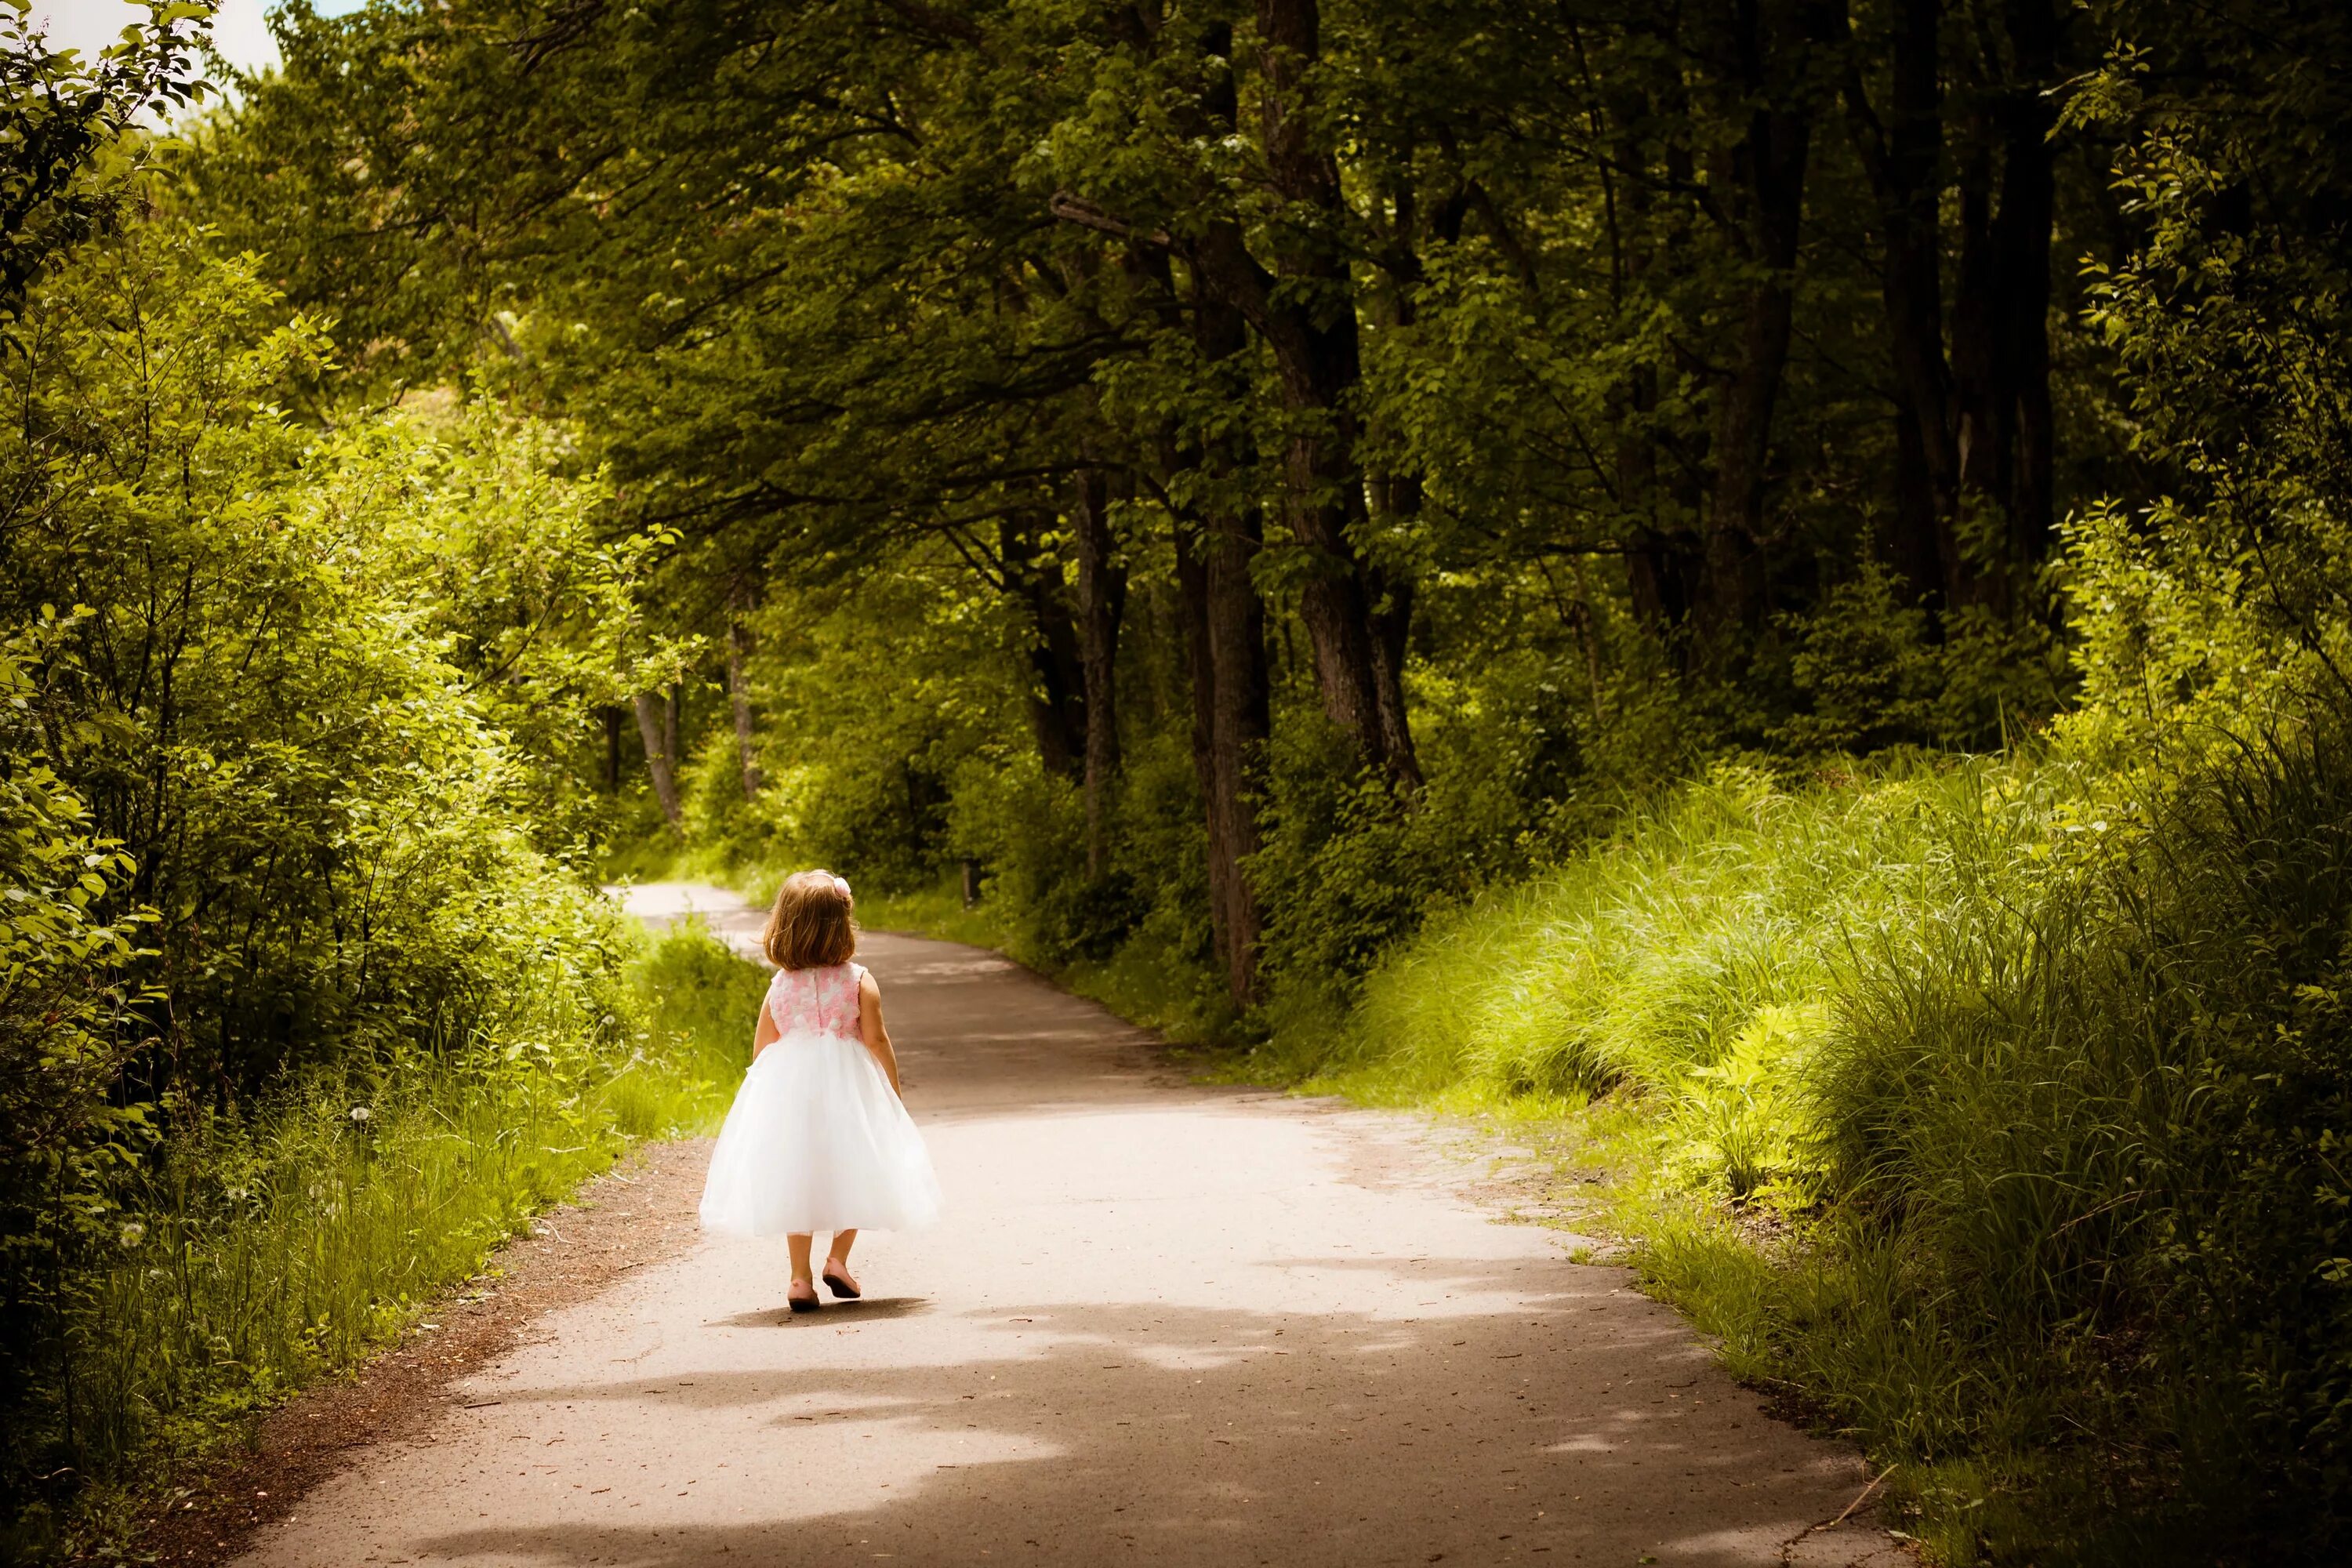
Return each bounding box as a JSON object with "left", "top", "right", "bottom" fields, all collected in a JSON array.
[{"left": 234, "top": 884, "right": 1900, "bottom": 1567}]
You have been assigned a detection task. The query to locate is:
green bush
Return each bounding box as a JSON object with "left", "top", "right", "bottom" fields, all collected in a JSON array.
[
  {"left": 0, "top": 640, "right": 154, "bottom": 1548},
  {"left": 1806, "top": 706, "right": 2352, "bottom": 1558}
]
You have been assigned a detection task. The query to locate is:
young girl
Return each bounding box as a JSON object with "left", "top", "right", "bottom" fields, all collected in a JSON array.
[{"left": 699, "top": 870, "right": 942, "bottom": 1312}]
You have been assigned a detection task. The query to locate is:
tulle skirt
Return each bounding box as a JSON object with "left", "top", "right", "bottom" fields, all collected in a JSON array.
[{"left": 699, "top": 1031, "right": 942, "bottom": 1236}]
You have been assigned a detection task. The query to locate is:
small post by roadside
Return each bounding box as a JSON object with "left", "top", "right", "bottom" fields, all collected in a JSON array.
[{"left": 960, "top": 858, "right": 982, "bottom": 909}]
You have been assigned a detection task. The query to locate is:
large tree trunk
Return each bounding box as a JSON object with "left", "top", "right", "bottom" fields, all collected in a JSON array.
[
  {"left": 726, "top": 592, "right": 762, "bottom": 800},
  {"left": 1989, "top": 0, "right": 2060, "bottom": 575},
  {"left": 1058, "top": 5, "right": 1412, "bottom": 782},
  {"left": 1950, "top": 54, "right": 2056, "bottom": 608},
  {"left": 1199, "top": 0, "right": 1417, "bottom": 789},
  {"left": 1606, "top": 78, "right": 1711, "bottom": 644},
  {"left": 1000, "top": 515, "right": 1088, "bottom": 777},
  {"left": 1072, "top": 463, "right": 1125, "bottom": 878},
  {"left": 632, "top": 691, "right": 683, "bottom": 829},
  {"left": 1175, "top": 524, "right": 1229, "bottom": 974},
  {"left": 1848, "top": 0, "right": 2061, "bottom": 611},
  {"left": 1120, "top": 224, "right": 1270, "bottom": 1006},
  {"left": 1204, "top": 503, "right": 1269, "bottom": 1007},
  {"left": 1842, "top": 0, "right": 1959, "bottom": 608},
  {"left": 1699, "top": 0, "right": 1820, "bottom": 656},
  {"left": 1175, "top": 498, "right": 1271, "bottom": 1012},
  {"left": 1163, "top": 265, "right": 1272, "bottom": 1011}
]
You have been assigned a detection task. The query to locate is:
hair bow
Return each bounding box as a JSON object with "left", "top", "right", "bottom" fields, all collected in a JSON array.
[{"left": 832, "top": 875, "right": 852, "bottom": 900}]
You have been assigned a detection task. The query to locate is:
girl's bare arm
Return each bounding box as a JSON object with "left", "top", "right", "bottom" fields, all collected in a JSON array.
[
  {"left": 750, "top": 992, "right": 781, "bottom": 1060},
  {"left": 858, "top": 971, "right": 904, "bottom": 1097}
]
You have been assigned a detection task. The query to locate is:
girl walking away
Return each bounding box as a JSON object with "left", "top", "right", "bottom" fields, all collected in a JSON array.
[{"left": 699, "top": 870, "right": 942, "bottom": 1311}]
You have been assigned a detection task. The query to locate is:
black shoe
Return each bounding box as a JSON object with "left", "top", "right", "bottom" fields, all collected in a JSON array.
[
  {"left": 822, "top": 1268, "right": 861, "bottom": 1300},
  {"left": 788, "top": 1289, "right": 822, "bottom": 1314}
]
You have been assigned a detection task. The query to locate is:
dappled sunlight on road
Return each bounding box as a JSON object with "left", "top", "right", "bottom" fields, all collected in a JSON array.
[{"left": 234, "top": 899, "right": 1897, "bottom": 1568}]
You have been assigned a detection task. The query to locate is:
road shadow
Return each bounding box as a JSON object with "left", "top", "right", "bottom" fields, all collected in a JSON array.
[
  {"left": 712, "top": 1297, "right": 932, "bottom": 1328},
  {"left": 412, "top": 1258, "right": 1889, "bottom": 1567}
]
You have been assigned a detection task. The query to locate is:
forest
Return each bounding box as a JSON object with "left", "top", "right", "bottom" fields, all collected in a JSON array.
[{"left": 5, "top": 0, "right": 2352, "bottom": 1560}]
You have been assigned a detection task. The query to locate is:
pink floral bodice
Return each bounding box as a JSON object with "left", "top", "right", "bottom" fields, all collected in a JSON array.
[{"left": 764, "top": 962, "right": 866, "bottom": 1042}]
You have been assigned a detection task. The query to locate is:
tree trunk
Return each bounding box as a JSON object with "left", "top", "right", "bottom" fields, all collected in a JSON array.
[
  {"left": 601, "top": 706, "right": 622, "bottom": 793},
  {"left": 1167, "top": 267, "right": 1271, "bottom": 1011},
  {"left": 1992, "top": 0, "right": 2060, "bottom": 575},
  {"left": 1000, "top": 515, "right": 1087, "bottom": 777},
  {"left": 1184, "top": 0, "right": 1416, "bottom": 789},
  {"left": 1072, "top": 463, "right": 1125, "bottom": 879},
  {"left": 1842, "top": 0, "right": 1960, "bottom": 608},
  {"left": 663, "top": 684, "right": 681, "bottom": 782},
  {"left": 726, "top": 597, "right": 762, "bottom": 800},
  {"left": 1700, "top": 0, "right": 1820, "bottom": 655},
  {"left": 632, "top": 691, "right": 683, "bottom": 829},
  {"left": 1855, "top": 0, "right": 2062, "bottom": 610},
  {"left": 1204, "top": 503, "right": 1269, "bottom": 1007},
  {"left": 1176, "top": 499, "right": 1271, "bottom": 1012},
  {"left": 1174, "top": 520, "right": 1230, "bottom": 978}
]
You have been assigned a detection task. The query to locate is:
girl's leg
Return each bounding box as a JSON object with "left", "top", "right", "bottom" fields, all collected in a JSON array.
[
  {"left": 786, "top": 1233, "right": 817, "bottom": 1298},
  {"left": 823, "top": 1230, "right": 859, "bottom": 1294}
]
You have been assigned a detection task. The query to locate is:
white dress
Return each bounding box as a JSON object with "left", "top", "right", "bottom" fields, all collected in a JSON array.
[{"left": 698, "top": 961, "right": 942, "bottom": 1236}]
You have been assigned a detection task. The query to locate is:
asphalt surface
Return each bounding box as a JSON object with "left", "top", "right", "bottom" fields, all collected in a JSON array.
[{"left": 234, "top": 883, "right": 1901, "bottom": 1568}]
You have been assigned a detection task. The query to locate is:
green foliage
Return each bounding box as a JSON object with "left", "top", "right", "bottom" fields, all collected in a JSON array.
[
  {"left": 704, "top": 565, "right": 1018, "bottom": 892},
  {"left": 0, "top": 192, "right": 711, "bottom": 1551},
  {"left": 2056, "top": 31, "right": 2352, "bottom": 772},
  {"left": 1775, "top": 562, "right": 2065, "bottom": 755},
  {"left": 1, "top": 1, "right": 212, "bottom": 322},
  {"left": 0, "top": 216, "right": 650, "bottom": 1098},
  {"left": 1284, "top": 756, "right": 2053, "bottom": 1116},
  {"left": 0, "top": 635, "right": 154, "bottom": 1540},
  {"left": 0, "top": 917, "right": 760, "bottom": 1560},
  {"left": 1802, "top": 706, "right": 2352, "bottom": 1557},
  {"left": 325, "top": 404, "right": 688, "bottom": 848},
  {"left": 1291, "top": 707, "right": 2352, "bottom": 1556},
  {"left": 101, "top": 0, "right": 2352, "bottom": 1563}
]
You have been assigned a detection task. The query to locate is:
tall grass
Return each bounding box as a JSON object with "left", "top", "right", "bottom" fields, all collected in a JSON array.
[
  {"left": 1279, "top": 757, "right": 2071, "bottom": 1116},
  {"left": 16, "top": 920, "right": 765, "bottom": 1560},
  {"left": 1292, "top": 730, "right": 2352, "bottom": 1563}
]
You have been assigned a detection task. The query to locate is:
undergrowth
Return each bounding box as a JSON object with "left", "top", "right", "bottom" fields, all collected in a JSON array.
[
  {"left": 1274, "top": 728, "right": 2352, "bottom": 1564},
  {"left": 16, "top": 920, "right": 763, "bottom": 1563}
]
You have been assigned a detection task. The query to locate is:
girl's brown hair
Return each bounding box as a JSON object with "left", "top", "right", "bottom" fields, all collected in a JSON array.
[{"left": 763, "top": 869, "right": 858, "bottom": 970}]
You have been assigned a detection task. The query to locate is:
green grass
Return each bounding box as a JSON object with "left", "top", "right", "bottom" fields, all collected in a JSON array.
[{"left": 20, "top": 920, "right": 766, "bottom": 1562}]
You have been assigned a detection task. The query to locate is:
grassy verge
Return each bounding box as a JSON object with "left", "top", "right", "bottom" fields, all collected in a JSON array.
[
  {"left": 605, "top": 849, "right": 1230, "bottom": 1043},
  {"left": 26, "top": 919, "right": 766, "bottom": 1562},
  {"left": 1278, "top": 730, "right": 2352, "bottom": 1564}
]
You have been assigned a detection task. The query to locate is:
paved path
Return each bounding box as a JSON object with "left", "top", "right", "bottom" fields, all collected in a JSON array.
[{"left": 238, "top": 883, "right": 1898, "bottom": 1567}]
